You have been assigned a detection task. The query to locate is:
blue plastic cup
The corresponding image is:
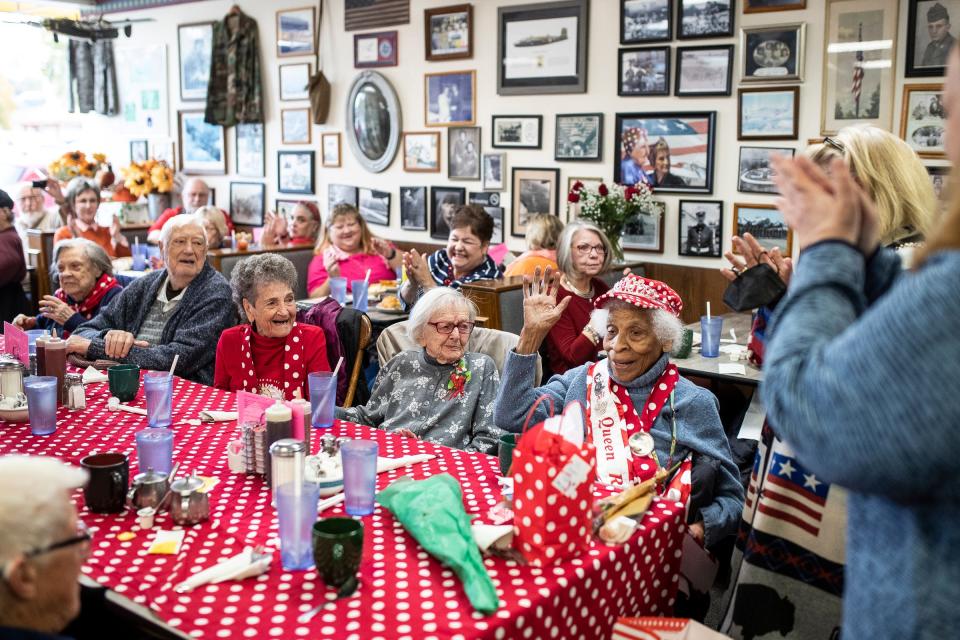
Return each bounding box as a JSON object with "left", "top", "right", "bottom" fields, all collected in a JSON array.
[
  {"left": 351, "top": 280, "right": 369, "bottom": 313},
  {"left": 329, "top": 277, "right": 347, "bottom": 304},
  {"left": 136, "top": 427, "right": 174, "bottom": 474},
  {"left": 26, "top": 329, "right": 45, "bottom": 356},
  {"left": 700, "top": 316, "right": 724, "bottom": 358},
  {"left": 144, "top": 372, "right": 173, "bottom": 428},
  {"left": 131, "top": 245, "right": 147, "bottom": 271},
  {"left": 342, "top": 440, "right": 378, "bottom": 516},
  {"left": 308, "top": 372, "right": 337, "bottom": 429},
  {"left": 276, "top": 482, "right": 321, "bottom": 570},
  {"left": 24, "top": 376, "right": 58, "bottom": 436}
]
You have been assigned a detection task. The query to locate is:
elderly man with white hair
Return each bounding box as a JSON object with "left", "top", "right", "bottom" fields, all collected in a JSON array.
[
  {"left": 68, "top": 214, "right": 236, "bottom": 384},
  {"left": 336, "top": 286, "right": 503, "bottom": 453},
  {"left": 13, "top": 182, "right": 65, "bottom": 249},
  {"left": 0, "top": 456, "right": 89, "bottom": 637},
  {"left": 146, "top": 177, "right": 234, "bottom": 244}
]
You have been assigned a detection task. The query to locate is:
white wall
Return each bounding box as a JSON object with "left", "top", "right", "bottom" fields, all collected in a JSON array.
[{"left": 87, "top": 0, "right": 933, "bottom": 269}]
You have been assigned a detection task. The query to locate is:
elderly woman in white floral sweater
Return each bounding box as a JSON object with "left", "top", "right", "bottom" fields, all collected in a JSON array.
[{"left": 335, "top": 287, "right": 502, "bottom": 453}]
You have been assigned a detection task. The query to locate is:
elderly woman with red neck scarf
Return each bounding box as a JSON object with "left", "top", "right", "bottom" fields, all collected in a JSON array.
[{"left": 494, "top": 269, "right": 743, "bottom": 547}]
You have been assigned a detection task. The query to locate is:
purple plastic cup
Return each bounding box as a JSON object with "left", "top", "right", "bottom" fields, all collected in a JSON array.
[
  {"left": 308, "top": 372, "right": 336, "bottom": 429},
  {"left": 342, "top": 440, "right": 378, "bottom": 516},
  {"left": 136, "top": 428, "right": 174, "bottom": 474},
  {"left": 276, "top": 482, "right": 321, "bottom": 570},
  {"left": 351, "top": 280, "right": 369, "bottom": 313},
  {"left": 24, "top": 376, "right": 58, "bottom": 436},
  {"left": 144, "top": 372, "right": 173, "bottom": 428},
  {"left": 329, "top": 277, "right": 347, "bottom": 305}
]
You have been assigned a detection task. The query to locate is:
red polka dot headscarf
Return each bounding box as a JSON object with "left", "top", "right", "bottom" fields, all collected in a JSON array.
[{"left": 594, "top": 274, "right": 683, "bottom": 318}]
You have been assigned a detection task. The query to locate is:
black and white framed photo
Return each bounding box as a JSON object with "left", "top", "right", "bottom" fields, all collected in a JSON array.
[
  {"left": 678, "top": 0, "right": 734, "bottom": 39},
  {"left": 177, "top": 22, "right": 213, "bottom": 101},
  {"left": 744, "top": 0, "right": 806, "bottom": 12},
  {"left": 358, "top": 187, "right": 390, "bottom": 226},
  {"left": 738, "top": 87, "right": 799, "bottom": 140},
  {"left": 403, "top": 132, "right": 441, "bottom": 172},
  {"left": 555, "top": 113, "right": 603, "bottom": 161},
  {"left": 177, "top": 110, "right": 226, "bottom": 175},
  {"left": 129, "top": 139, "right": 148, "bottom": 163},
  {"left": 497, "top": 0, "right": 590, "bottom": 95},
  {"left": 276, "top": 6, "right": 316, "bottom": 57},
  {"left": 906, "top": 0, "right": 960, "bottom": 77},
  {"left": 619, "top": 46, "right": 670, "bottom": 96},
  {"left": 740, "top": 24, "right": 805, "bottom": 83},
  {"left": 400, "top": 186, "right": 428, "bottom": 231},
  {"left": 279, "top": 63, "right": 311, "bottom": 101},
  {"left": 277, "top": 150, "right": 314, "bottom": 195},
  {"left": 482, "top": 153, "right": 506, "bottom": 191},
  {"left": 431, "top": 186, "right": 467, "bottom": 240},
  {"left": 425, "top": 4, "right": 473, "bottom": 61},
  {"left": 235, "top": 123, "right": 264, "bottom": 178},
  {"left": 734, "top": 202, "right": 792, "bottom": 257},
  {"left": 321, "top": 132, "right": 342, "bottom": 168},
  {"left": 448, "top": 126, "right": 481, "bottom": 180},
  {"left": 511, "top": 167, "right": 560, "bottom": 237},
  {"left": 229, "top": 182, "right": 266, "bottom": 226},
  {"left": 281, "top": 108, "right": 311, "bottom": 145},
  {"left": 737, "top": 146, "right": 795, "bottom": 194},
  {"left": 621, "top": 0, "right": 672, "bottom": 44},
  {"left": 615, "top": 112, "right": 717, "bottom": 193},
  {"left": 900, "top": 83, "right": 946, "bottom": 158},
  {"left": 425, "top": 70, "right": 475, "bottom": 126},
  {"left": 328, "top": 184, "right": 358, "bottom": 212},
  {"left": 623, "top": 201, "right": 666, "bottom": 253},
  {"left": 679, "top": 200, "right": 722, "bottom": 257},
  {"left": 675, "top": 45, "right": 733, "bottom": 96},
  {"left": 354, "top": 30, "right": 398, "bottom": 68},
  {"left": 926, "top": 164, "right": 950, "bottom": 207},
  {"left": 469, "top": 191, "right": 505, "bottom": 243},
  {"left": 491, "top": 115, "right": 542, "bottom": 149}
]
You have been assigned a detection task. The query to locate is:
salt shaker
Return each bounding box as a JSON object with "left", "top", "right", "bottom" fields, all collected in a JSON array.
[
  {"left": 64, "top": 373, "right": 86, "bottom": 411},
  {"left": 269, "top": 438, "right": 306, "bottom": 497}
]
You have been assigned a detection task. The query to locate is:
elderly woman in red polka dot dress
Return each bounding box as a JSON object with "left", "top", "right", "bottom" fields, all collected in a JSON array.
[
  {"left": 494, "top": 270, "right": 743, "bottom": 548},
  {"left": 214, "top": 254, "right": 329, "bottom": 400}
]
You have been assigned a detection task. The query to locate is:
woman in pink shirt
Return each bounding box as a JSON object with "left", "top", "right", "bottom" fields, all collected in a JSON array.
[{"left": 307, "top": 203, "right": 400, "bottom": 297}]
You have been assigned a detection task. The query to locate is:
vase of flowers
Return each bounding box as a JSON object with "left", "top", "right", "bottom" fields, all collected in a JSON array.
[
  {"left": 567, "top": 180, "right": 656, "bottom": 262},
  {"left": 47, "top": 151, "right": 109, "bottom": 184},
  {"left": 122, "top": 159, "right": 174, "bottom": 221}
]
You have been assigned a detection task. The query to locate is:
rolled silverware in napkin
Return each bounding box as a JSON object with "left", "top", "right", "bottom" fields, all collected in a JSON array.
[{"left": 174, "top": 547, "right": 271, "bottom": 593}]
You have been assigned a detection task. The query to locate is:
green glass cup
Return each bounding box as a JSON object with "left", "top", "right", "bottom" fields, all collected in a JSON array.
[
  {"left": 673, "top": 328, "right": 694, "bottom": 359},
  {"left": 108, "top": 364, "right": 141, "bottom": 403},
  {"left": 312, "top": 517, "right": 364, "bottom": 589},
  {"left": 498, "top": 433, "right": 518, "bottom": 476}
]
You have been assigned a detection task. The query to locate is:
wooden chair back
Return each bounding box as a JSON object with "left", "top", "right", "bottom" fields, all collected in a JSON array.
[{"left": 343, "top": 313, "right": 373, "bottom": 407}]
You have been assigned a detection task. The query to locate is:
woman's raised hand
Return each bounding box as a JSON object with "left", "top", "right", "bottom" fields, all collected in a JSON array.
[
  {"left": 516, "top": 267, "right": 571, "bottom": 354},
  {"left": 721, "top": 233, "right": 794, "bottom": 286}
]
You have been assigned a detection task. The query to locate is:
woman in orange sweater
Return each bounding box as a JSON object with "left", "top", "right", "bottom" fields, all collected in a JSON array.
[{"left": 53, "top": 178, "right": 131, "bottom": 259}]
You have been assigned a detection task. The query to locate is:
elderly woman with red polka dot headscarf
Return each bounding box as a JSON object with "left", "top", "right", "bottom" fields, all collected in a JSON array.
[
  {"left": 620, "top": 126, "right": 653, "bottom": 187},
  {"left": 214, "top": 254, "right": 329, "bottom": 400}
]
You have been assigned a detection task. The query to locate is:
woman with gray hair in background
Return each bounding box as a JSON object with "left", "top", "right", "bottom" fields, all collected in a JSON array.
[
  {"left": 214, "top": 253, "right": 329, "bottom": 400},
  {"left": 194, "top": 205, "right": 230, "bottom": 249},
  {"left": 52, "top": 177, "right": 130, "bottom": 258},
  {"left": 13, "top": 238, "right": 122, "bottom": 337},
  {"left": 337, "top": 286, "right": 503, "bottom": 453}
]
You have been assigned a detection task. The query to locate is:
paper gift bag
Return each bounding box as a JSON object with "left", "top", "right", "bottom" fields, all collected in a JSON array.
[
  {"left": 512, "top": 397, "right": 596, "bottom": 566},
  {"left": 612, "top": 617, "right": 733, "bottom": 639}
]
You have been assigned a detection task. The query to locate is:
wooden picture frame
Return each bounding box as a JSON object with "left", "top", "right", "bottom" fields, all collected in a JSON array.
[
  {"left": 277, "top": 6, "right": 316, "bottom": 57},
  {"left": 229, "top": 181, "right": 266, "bottom": 227},
  {"left": 621, "top": 0, "right": 673, "bottom": 44},
  {"left": 675, "top": 45, "right": 734, "bottom": 96},
  {"left": 321, "top": 132, "right": 342, "bottom": 168},
  {"left": 354, "top": 30, "right": 398, "bottom": 68},
  {"left": 734, "top": 203, "right": 793, "bottom": 257},
  {"left": 740, "top": 23, "right": 806, "bottom": 83},
  {"left": 738, "top": 87, "right": 799, "bottom": 140},
  {"left": 900, "top": 83, "right": 946, "bottom": 159},
  {"left": 281, "top": 108, "right": 312, "bottom": 145},
  {"left": 177, "top": 21, "right": 214, "bottom": 101},
  {"left": 555, "top": 113, "right": 603, "bottom": 161},
  {"left": 279, "top": 62, "right": 311, "bottom": 101},
  {"left": 491, "top": 115, "right": 542, "bottom": 149},
  {"left": 403, "top": 132, "right": 441, "bottom": 172},
  {"left": 425, "top": 4, "right": 473, "bottom": 61},
  {"left": 277, "top": 150, "right": 315, "bottom": 195},
  {"left": 511, "top": 167, "right": 560, "bottom": 237},
  {"left": 744, "top": 0, "right": 806, "bottom": 12},
  {"left": 623, "top": 201, "right": 666, "bottom": 253},
  {"left": 177, "top": 110, "right": 226, "bottom": 175},
  {"left": 619, "top": 46, "right": 671, "bottom": 97},
  {"left": 424, "top": 70, "right": 476, "bottom": 126}
]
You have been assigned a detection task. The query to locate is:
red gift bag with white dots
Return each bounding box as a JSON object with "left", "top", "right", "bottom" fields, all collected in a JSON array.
[{"left": 511, "top": 398, "right": 597, "bottom": 566}]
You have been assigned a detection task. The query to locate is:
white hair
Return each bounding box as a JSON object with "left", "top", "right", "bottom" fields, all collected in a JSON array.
[
  {"left": 407, "top": 287, "right": 477, "bottom": 344},
  {"left": 159, "top": 212, "right": 208, "bottom": 248},
  {"left": 0, "top": 456, "right": 87, "bottom": 565},
  {"left": 599, "top": 299, "right": 683, "bottom": 349}
]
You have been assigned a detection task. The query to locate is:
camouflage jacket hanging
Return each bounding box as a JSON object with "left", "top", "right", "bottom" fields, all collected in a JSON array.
[{"left": 204, "top": 9, "right": 263, "bottom": 126}]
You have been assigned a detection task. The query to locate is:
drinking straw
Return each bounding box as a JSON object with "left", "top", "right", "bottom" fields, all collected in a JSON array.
[
  {"left": 135, "top": 237, "right": 140, "bottom": 249},
  {"left": 169, "top": 354, "right": 179, "bottom": 376},
  {"left": 364, "top": 269, "right": 372, "bottom": 285},
  {"left": 331, "top": 356, "right": 344, "bottom": 379},
  {"left": 706, "top": 301, "right": 712, "bottom": 322}
]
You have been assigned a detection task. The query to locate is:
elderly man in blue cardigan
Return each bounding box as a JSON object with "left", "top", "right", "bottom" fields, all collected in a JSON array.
[{"left": 67, "top": 215, "right": 236, "bottom": 385}]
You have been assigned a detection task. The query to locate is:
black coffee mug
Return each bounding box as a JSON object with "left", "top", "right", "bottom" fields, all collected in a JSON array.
[
  {"left": 312, "top": 518, "right": 363, "bottom": 588},
  {"left": 81, "top": 453, "right": 129, "bottom": 514}
]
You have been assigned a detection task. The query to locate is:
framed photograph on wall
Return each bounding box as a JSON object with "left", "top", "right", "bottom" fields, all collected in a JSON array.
[
  {"left": 430, "top": 186, "right": 467, "bottom": 240},
  {"left": 235, "top": 123, "right": 264, "bottom": 178},
  {"left": 277, "top": 150, "right": 314, "bottom": 194},
  {"left": 491, "top": 115, "right": 542, "bottom": 149},
  {"left": 738, "top": 87, "right": 799, "bottom": 140},
  {"left": 511, "top": 167, "right": 560, "bottom": 237},
  {"left": 425, "top": 4, "right": 473, "bottom": 61},
  {"left": 740, "top": 23, "right": 805, "bottom": 83},
  {"left": 328, "top": 184, "right": 358, "bottom": 212},
  {"left": 425, "top": 70, "right": 475, "bottom": 126},
  {"left": 403, "top": 132, "right": 441, "bottom": 172},
  {"left": 555, "top": 113, "right": 602, "bottom": 161},
  {"left": 900, "top": 83, "right": 946, "bottom": 158},
  {"left": 734, "top": 203, "right": 793, "bottom": 257},
  {"left": 822, "top": 0, "right": 899, "bottom": 134},
  {"left": 623, "top": 201, "right": 666, "bottom": 253},
  {"left": 178, "top": 110, "right": 225, "bottom": 175},
  {"left": 400, "top": 186, "right": 428, "bottom": 231},
  {"left": 279, "top": 63, "right": 311, "bottom": 101},
  {"left": 150, "top": 140, "right": 176, "bottom": 170},
  {"left": 497, "top": 0, "right": 590, "bottom": 95},
  {"left": 614, "top": 112, "right": 717, "bottom": 193},
  {"left": 469, "top": 191, "right": 505, "bottom": 243},
  {"left": 177, "top": 22, "right": 213, "bottom": 101},
  {"left": 675, "top": 45, "right": 733, "bottom": 96},
  {"left": 229, "top": 182, "right": 266, "bottom": 227},
  {"left": 678, "top": 0, "right": 734, "bottom": 39},
  {"left": 358, "top": 187, "right": 390, "bottom": 226},
  {"left": 281, "top": 108, "right": 311, "bottom": 145},
  {"left": 321, "top": 132, "right": 342, "bottom": 167},
  {"left": 621, "top": 0, "right": 672, "bottom": 44},
  {"left": 679, "top": 200, "right": 722, "bottom": 257},
  {"left": 745, "top": 0, "right": 806, "bottom": 12},
  {"left": 619, "top": 46, "right": 670, "bottom": 96},
  {"left": 906, "top": 0, "right": 960, "bottom": 77},
  {"left": 354, "top": 30, "right": 398, "bottom": 68},
  {"left": 448, "top": 126, "right": 481, "bottom": 180},
  {"left": 738, "top": 146, "right": 796, "bottom": 194},
  {"left": 483, "top": 153, "right": 506, "bottom": 191},
  {"left": 129, "top": 139, "right": 148, "bottom": 163},
  {"left": 277, "top": 7, "right": 316, "bottom": 57},
  {"left": 927, "top": 164, "right": 950, "bottom": 209}
]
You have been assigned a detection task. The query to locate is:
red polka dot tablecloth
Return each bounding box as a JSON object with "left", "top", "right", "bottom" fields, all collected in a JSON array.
[{"left": 0, "top": 374, "right": 684, "bottom": 640}]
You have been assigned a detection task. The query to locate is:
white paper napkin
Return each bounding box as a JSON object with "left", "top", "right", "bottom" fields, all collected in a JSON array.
[
  {"left": 376, "top": 453, "right": 435, "bottom": 473},
  {"left": 718, "top": 363, "right": 747, "bottom": 376},
  {"left": 471, "top": 523, "right": 514, "bottom": 552},
  {"left": 82, "top": 366, "right": 108, "bottom": 384},
  {"left": 174, "top": 547, "right": 271, "bottom": 592},
  {"left": 199, "top": 410, "right": 238, "bottom": 422}
]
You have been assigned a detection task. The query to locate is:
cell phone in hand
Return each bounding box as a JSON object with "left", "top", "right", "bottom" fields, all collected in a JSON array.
[{"left": 31, "top": 179, "right": 48, "bottom": 189}]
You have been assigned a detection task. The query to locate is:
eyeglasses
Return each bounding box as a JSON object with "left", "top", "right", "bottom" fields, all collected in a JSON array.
[
  {"left": 823, "top": 136, "right": 845, "bottom": 154},
  {"left": 575, "top": 243, "right": 606, "bottom": 256},
  {"left": 25, "top": 520, "right": 91, "bottom": 559},
  {"left": 428, "top": 321, "right": 476, "bottom": 335}
]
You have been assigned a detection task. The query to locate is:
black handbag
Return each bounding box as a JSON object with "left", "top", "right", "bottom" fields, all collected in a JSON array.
[{"left": 722, "top": 263, "right": 786, "bottom": 312}]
